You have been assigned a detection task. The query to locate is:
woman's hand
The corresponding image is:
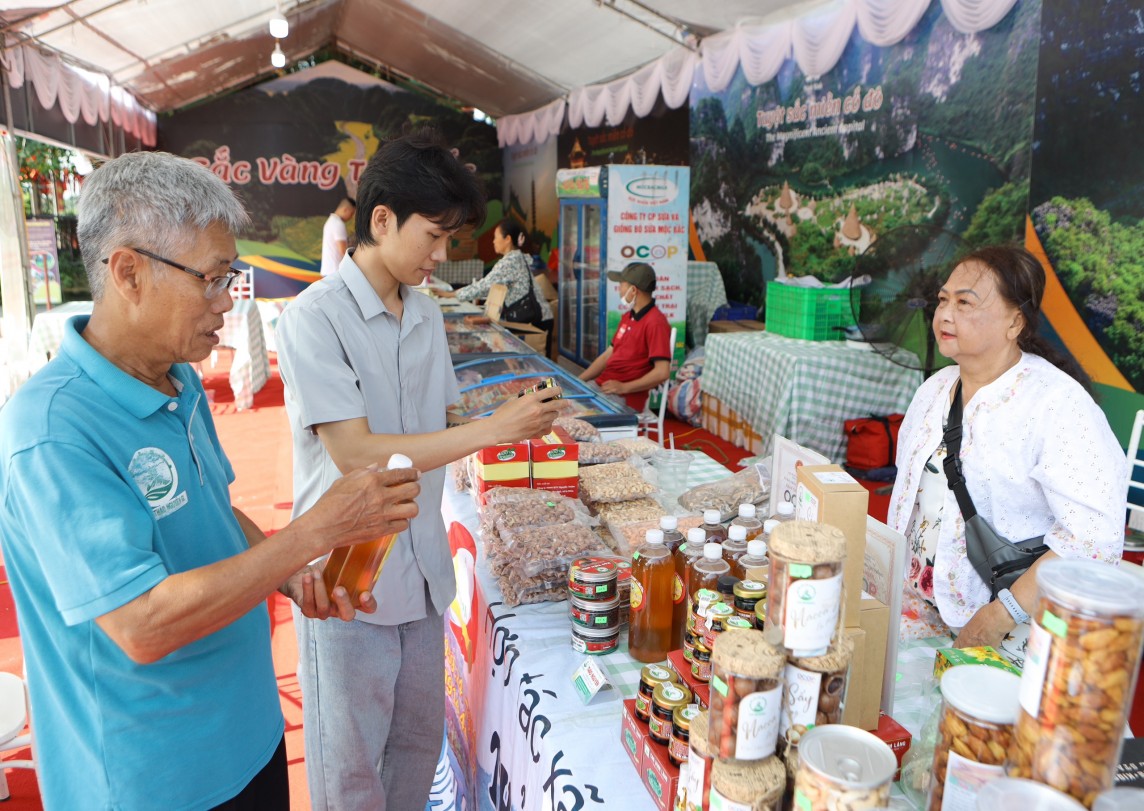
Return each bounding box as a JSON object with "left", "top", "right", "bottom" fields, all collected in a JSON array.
[
  {"left": 953, "top": 599, "right": 1015, "bottom": 649},
  {"left": 436, "top": 289, "right": 457, "bottom": 298}
]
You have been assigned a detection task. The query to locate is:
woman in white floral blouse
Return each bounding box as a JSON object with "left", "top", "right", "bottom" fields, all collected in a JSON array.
[{"left": 888, "top": 245, "right": 1126, "bottom": 663}]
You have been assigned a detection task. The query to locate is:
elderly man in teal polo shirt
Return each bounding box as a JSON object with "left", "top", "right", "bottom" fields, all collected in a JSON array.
[{"left": 0, "top": 151, "right": 420, "bottom": 811}]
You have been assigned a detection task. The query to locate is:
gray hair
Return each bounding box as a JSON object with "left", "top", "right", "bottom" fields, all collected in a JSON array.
[{"left": 77, "top": 151, "right": 249, "bottom": 300}]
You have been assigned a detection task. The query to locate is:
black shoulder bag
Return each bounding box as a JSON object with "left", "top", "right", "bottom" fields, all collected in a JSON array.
[{"left": 942, "top": 379, "right": 1050, "bottom": 598}]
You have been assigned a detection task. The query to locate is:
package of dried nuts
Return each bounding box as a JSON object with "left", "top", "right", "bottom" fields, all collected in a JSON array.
[
  {"left": 793, "top": 724, "right": 896, "bottom": 810},
  {"left": 707, "top": 629, "right": 785, "bottom": 761},
  {"left": 1007, "top": 559, "right": 1144, "bottom": 808},
  {"left": 779, "top": 634, "right": 854, "bottom": 737},
  {"left": 763, "top": 521, "right": 846, "bottom": 657},
  {"left": 927, "top": 664, "right": 1021, "bottom": 811},
  {"left": 708, "top": 755, "right": 786, "bottom": 811}
]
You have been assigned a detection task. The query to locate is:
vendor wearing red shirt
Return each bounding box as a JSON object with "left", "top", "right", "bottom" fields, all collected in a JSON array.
[{"left": 579, "top": 262, "right": 672, "bottom": 411}]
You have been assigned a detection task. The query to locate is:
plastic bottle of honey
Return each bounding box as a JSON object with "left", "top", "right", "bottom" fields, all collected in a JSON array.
[
  {"left": 736, "top": 539, "right": 769, "bottom": 581},
  {"left": 730, "top": 503, "right": 764, "bottom": 540},
  {"left": 700, "top": 509, "right": 727, "bottom": 543},
  {"left": 630, "top": 528, "right": 675, "bottom": 663},
  {"left": 689, "top": 543, "right": 730, "bottom": 631},
  {"left": 677, "top": 527, "right": 707, "bottom": 646},
  {"left": 659, "top": 515, "right": 686, "bottom": 553},
  {"left": 770, "top": 501, "right": 795, "bottom": 523},
  {"left": 762, "top": 518, "right": 781, "bottom": 546},
  {"left": 722, "top": 524, "right": 748, "bottom": 569},
  {"left": 322, "top": 453, "right": 414, "bottom": 610}
]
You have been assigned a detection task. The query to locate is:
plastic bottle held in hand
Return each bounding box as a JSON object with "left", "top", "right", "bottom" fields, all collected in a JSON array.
[
  {"left": 659, "top": 515, "right": 686, "bottom": 553},
  {"left": 731, "top": 503, "right": 764, "bottom": 540},
  {"left": 737, "top": 539, "right": 769, "bottom": 581},
  {"left": 689, "top": 543, "right": 730, "bottom": 633},
  {"left": 770, "top": 501, "right": 795, "bottom": 523},
  {"left": 678, "top": 527, "right": 707, "bottom": 646},
  {"left": 322, "top": 454, "right": 414, "bottom": 610},
  {"left": 630, "top": 529, "right": 675, "bottom": 663},
  {"left": 722, "top": 524, "right": 748, "bottom": 569},
  {"left": 700, "top": 509, "right": 727, "bottom": 543}
]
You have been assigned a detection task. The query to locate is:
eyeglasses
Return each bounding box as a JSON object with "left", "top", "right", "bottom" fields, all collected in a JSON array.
[{"left": 101, "top": 247, "right": 244, "bottom": 299}]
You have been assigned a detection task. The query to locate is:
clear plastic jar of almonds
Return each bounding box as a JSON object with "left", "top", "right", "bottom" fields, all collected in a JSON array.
[
  {"left": 928, "top": 664, "right": 1021, "bottom": 811},
  {"left": 1006, "top": 559, "right": 1144, "bottom": 808},
  {"left": 793, "top": 725, "right": 897, "bottom": 811},
  {"left": 763, "top": 521, "right": 847, "bottom": 657},
  {"left": 708, "top": 755, "right": 786, "bottom": 811},
  {"left": 707, "top": 629, "right": 785, "bottom": 761},
  {"left": 779, "top": 634, "right": 854, "bottom": 739}
]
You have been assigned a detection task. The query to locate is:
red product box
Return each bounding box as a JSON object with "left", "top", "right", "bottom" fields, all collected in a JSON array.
[
  {"left": 621, "top": 699, "right": 648, "bottom": 774},
  {"left": 666, "top": 649, "right": 710, "bottom": 709},
  {"left": 871, "top": 712, "right": 912, "bottom": 782},
  {"left": 641, "top": 735, "right": 680, "bottom": 811},
  {"left": 529, "top": 426, "right": 579, "bottom": 498},
  {"left": 473, "top": 442, "right": 531, "bottom": 503}
]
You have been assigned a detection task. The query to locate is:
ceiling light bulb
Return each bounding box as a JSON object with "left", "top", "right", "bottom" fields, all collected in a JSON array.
[
  {"left": 269, "top": 13, "right": 289, "bottom": 39},
  {"left": 271, "top": 43, "right": 286, "bottom": 68}
]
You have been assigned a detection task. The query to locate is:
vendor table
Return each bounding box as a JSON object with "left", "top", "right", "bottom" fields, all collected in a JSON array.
[
  {"left": 437, "top": 451, "right": 942, "bottom": 811},
  {"left": 686, "top": 261, "right": 729, "bottom": 349},
  {"left": 703, "top": 331, "right": 923, "bottom": 464},
  {"left": 27, "top": 299, "right": 270, "bottom": 410}
]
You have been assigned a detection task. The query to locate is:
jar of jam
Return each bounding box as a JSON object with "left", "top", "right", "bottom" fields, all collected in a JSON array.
[
  {"left": 670, "top": 704, "right": 699, "bottom": 767},
  {"left": 568, "top": 593, "right": 621, "bottom": 630},
  {"left": 733, "top": 579, "right": 766, "bottom": 624},
  {"left": 637, "top": 664, "right": 679, "bottom": 723},
  {"left": 570, "top": 622, "right": 619, "bottom": 656},
  {"left": 692, "top": 640, "right": 713, "bottom": 683},
  {"left": 703, "top": 602, "right": 735, "bottom": 649},
  {"left": 691, "top": 588, "right": 720, "bottom": 636},
  {"left": 568, "top": 556, "right": 619, "bottom": 601},
  {"left": 724, "top": 616, "right": 754, "bottom": 633},
  {"left": 650, "top": 682, "right": 692, "bottom": 745}
]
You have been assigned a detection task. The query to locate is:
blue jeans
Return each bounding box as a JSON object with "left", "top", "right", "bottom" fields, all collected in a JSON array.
[{"left": 294, "top": 603, "right": 445, "bottom": 811}]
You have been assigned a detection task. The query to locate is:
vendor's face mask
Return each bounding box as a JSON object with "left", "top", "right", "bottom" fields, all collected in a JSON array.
[{"left": 617, "top": 286, "right": 637, "bottom": 312}]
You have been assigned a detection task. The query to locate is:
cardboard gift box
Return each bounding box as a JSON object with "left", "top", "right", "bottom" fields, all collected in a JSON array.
[
  {"left": 932, "top": 646, "right": 1021, "bottom": 680},
  {"left": 621, "top": 699, "right": 648, "bottom": 774},
  {"left": 472, "top": 441, "right": 531, "bottom": 502},
  {"left": 529, "top": 426, "right": 579, "bottom": 498},
  {"left": 642, "top": 735, "right": 680, "bottom": 811},
  {"left": 794, "top": 464, "right": 869, "bottom": 627},
  {"left": 666, "top": 649, "right": 709, "bottom": 709},
  {"left": 840, "top": 593, "right": 890, "bottom": 731},
  {"left": 871, "top": 712, "right": 912, "bottom": 782}
]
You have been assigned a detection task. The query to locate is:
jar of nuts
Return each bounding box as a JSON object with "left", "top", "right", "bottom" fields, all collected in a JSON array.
[
  {"left": 779, "top": 634, "right": 854, "bottom": 738},
  {"left": 793, "top": 725, "right": 897, "bottom": 811},
  {"left": 1007, "top": 559, "right": 1144, "bottom": 808},
  {"left": 686, "top": 710, "right": 713, "bottom": 811},
  {"left": 708, "top": 756, "right": 786, "bottom": 811},
  {"left": 976, "top": 777, "right": 1086, "bottom": 810},
  {"left": 763, "top": 521, "right": 847, "bottom": 657},
  {"left": 707, "top": 630, "right": 785, "bottom": 761},
  {"left": 928, "top": 664, "right": 1021, "bottom": 811}
]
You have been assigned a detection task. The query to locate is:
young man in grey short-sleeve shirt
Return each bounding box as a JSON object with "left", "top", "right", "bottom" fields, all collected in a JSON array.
[{"left": 277, "top": 131, "right": 564, "bottom": 811}]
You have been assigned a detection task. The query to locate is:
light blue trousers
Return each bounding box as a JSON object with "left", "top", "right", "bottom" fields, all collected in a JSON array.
[{"left": 294, "top": 604, "right": 446, "bottom": 811}]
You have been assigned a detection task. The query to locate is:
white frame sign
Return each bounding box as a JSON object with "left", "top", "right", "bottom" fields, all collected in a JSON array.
[{"left": 768, "top": 433, "right": 830, "bottom": 516}]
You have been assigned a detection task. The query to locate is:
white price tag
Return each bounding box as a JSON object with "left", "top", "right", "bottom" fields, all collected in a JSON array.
[{"left": 571, "top": 657, "right": 612, "bottom": 704}]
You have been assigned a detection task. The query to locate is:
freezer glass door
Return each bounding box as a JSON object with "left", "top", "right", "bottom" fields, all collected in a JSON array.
[
  {"left": 580, "top": 203, "right": 604, "bottom": 362},
  {"left": 558, "top": 204, "right": 580, "bottom": 359}
]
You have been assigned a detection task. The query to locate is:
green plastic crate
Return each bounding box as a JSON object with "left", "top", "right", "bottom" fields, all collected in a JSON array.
[{"left": 764, "top": 281, "right": 859, "bottom": 340}]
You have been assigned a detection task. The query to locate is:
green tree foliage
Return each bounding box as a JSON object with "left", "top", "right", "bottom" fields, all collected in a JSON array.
[{"left": 963, "top": 180, "right": 1030, "bottom": 248}]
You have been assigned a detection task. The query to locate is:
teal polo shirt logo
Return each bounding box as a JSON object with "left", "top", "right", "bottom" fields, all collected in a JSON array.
[{"left": 129, "top": 447, "right": 188, "bottom": 519}]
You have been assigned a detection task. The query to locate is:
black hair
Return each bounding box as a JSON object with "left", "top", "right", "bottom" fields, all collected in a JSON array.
[
  {"left": 960, "top": 245, "right": 1092, "bottom": 392},
  {"left": 355, "top": 129, "right": 486, "bottom": 247},
  {"left": 342, "top": 196, "right": 356, "bottom": 208},
  {"left": 497, "top": 217, "right": 531, "bottom": 252}
]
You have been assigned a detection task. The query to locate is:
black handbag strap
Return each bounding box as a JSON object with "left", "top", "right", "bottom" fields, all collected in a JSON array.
[{"left": 941, "top": 380, "right": 978, "bottom": 521}]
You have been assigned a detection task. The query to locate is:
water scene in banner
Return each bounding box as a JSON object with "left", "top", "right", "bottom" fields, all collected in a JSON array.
[{"left": 159, "top": 61, "right": 502, "bottom": 298}]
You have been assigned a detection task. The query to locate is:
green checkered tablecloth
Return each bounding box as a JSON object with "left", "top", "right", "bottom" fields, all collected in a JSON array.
[
  {"left": 703, "top": 331, "right": 923, "bottom": 464},
  {"left": 687, "top": 261, "right": 729, "bottom": 348}
]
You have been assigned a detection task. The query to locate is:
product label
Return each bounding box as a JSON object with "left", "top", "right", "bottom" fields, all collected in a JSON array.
[
  {"left": 636, "top": 694, "right": 650, "bottom": 715},
  {"left": 780, "top": 664, "right": 823, "bottom": 735},
  {"left": 673, "top": 573, "right": 685, "bottom": 604},
  {"left": 814, "top": 471, "right": 858, "bottom": 485},
  {"left": 1018, "top": 621, "right": 1053, "bottom": 718},
  {"left": 710, "top": 788, "right": 754, "bottom": 811},
  {"left": 794, "top": 788, "right": 812, "bottom": 811},
  {"left": 733, "top": 685, "right": 782, "bottom": 759},
  {"left": 795, "top": 482, "right": 821, "bottom": 520},
  {"left": 623, "top": 727, "right": 636, "bottom": 755},
  {"left": 662, "top": 684, "right": 686, "bottom": 702},
  {"left": 649, "top": 714, "right": 666, "bottom": 738},
  {"left": 572, "top": 658, "right": 610, "bottom": 703},
  {"left": 685, "top": 751, "right": 707, "bottom": 811},
  {"left": 941, "top": 750, "right": 1004, "bottom": 810},
  {"left": 648, "top": 665, "right": 672, "bottom": 681},
  {"left": 783, "top": 573, "right": 843, "bottom": 655},
  {"left": 630, "top": 580, "right": 646, "bottom": 611}
]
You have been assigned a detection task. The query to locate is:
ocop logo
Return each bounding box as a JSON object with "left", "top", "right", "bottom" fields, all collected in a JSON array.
[
  {"left": 619, "top": 244, "right": 680, "bottom": 260},
  {"left": 746, "top": 694, "right": 769, "bottom": 714},
  {"left": 626, "top": 176, "right": 678, "bottom": 205},
  {"left": 795, "top": 582, "right": 817, "bottom": 603},
  {"left": 496, "top": 449, "right": 516, "bottom": 461}
]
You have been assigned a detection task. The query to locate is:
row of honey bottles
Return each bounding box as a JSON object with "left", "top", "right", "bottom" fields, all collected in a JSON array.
[{"left": 629, "top": 502, "right": 793, "bottom": 663}]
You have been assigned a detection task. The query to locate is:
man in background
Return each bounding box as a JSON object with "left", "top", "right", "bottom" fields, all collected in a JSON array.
[{"left": 320, "top": 196, "right": 356, "bottom": 275}]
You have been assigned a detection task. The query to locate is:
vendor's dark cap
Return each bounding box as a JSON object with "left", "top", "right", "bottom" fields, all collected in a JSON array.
[{"left": 607, "top": 262, "right": 657, "bottom": 292}]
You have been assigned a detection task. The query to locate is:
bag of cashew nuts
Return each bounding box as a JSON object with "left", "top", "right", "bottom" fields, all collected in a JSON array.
[
  {"left": 579, "top": 461, "right": 657, "bottom": 504},
  {"left": 676, "top": 466, "right": 769, "bottom": 522},
  {"left": 1007, "top": 559, "right": 1144, "bottom": 808}
]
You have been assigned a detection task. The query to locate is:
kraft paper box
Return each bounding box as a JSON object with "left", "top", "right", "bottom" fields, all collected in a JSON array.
[
  {"left": 795, "top": 464, "right": 869, "bottom": 627},
  {"left": 529, "top": 426, "right": 579, "bottom": 498},
  {"left": 667, "top": 649, "right": 709, "bottom": 709},
  {"left": 473, "top": 442, "right": 531, "bottom": 502},
  {"left": 621, "top": 699, "right": 647, "bottom": 774},
  {"left": 841, "top": 626, "right": 868, "bottom": 728},
  {"left": 932, "top": 646, "right": 1021, "bottom": 680},
  {"left": 855, "top": 593, "right": 889, "bottom": 731},
  {"left": 641, "top": 736, "right": 679, "bottom": 811}
]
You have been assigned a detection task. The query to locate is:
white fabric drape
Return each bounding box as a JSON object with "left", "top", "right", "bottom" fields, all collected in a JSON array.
[
  {"left": 494, "top": 0, "right": 1024, "bottom": 147},
  {"left": 1, "top": 42, "right": 156, "bottom": 147},
  {"left": 940, "top": 0, "right": 1021, "bottom": 35}
]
